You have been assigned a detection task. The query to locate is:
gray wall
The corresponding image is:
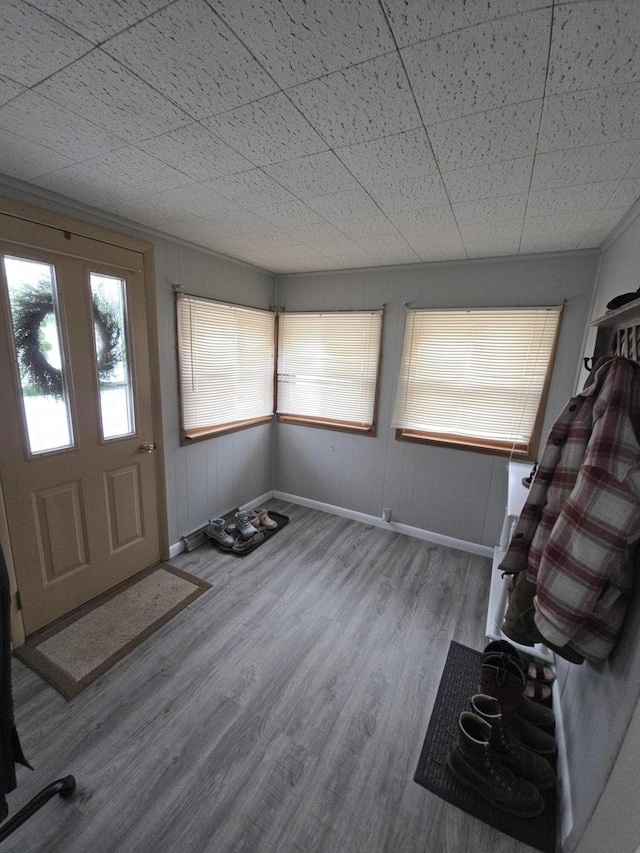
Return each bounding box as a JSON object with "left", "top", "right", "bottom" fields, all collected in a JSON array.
[
  {"left": 561, "top": 210, "right": 640, "bottom": 853},
  {"left": 0, "top": 178, "right": 276, "bottom": 548},
  {"left": 275, "top": 253, "right": 598, "bottom": 548}
]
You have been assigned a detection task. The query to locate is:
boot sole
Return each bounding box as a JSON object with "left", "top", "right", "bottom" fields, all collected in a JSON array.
[{"left": 446, "top": 756, "right": 545, "bottom": 819}]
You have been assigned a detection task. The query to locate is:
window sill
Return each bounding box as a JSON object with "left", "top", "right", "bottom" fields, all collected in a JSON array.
[
  {"left": 395, "top": 429, "right": 534, "bottom": 458},
  {"left": 182, "top": 415, "right": 273, "bottom": 445},
  {"left": 277, "top": 414, "right": 376, "bottom": 437}
]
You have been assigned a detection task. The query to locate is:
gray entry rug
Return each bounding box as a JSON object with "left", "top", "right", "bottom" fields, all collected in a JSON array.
[{"left": 14, "top": 563, "right": 211, "bottom": 700}]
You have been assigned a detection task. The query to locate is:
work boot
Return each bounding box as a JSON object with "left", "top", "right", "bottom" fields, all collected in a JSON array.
[
  {"left": 470, "top": 695, "right": 556, "bottom": 790},
  {"left": 205, "top": 518, "right": 234, "bottom": 547},
  {"left": 480, "top": 654, "right": 557, "bottom": 758},
  {"left": 447, "top": 712, "right": 545, "bottom": 818}
]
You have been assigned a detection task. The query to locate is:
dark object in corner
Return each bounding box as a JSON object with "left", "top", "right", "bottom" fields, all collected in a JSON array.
[
  {"left": 606, "top": 288, "right": 640, "bottom": 310},
  {"left": 0, "top": 544, "right": 76, "bottom": 839}
]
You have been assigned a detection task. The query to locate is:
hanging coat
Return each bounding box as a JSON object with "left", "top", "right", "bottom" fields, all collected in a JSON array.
[{"left": 499, "top": 357, "right": 640, "bottom": 662}]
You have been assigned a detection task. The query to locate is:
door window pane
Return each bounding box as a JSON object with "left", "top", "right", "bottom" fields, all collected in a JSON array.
[
  {"left": 3, "top": 255, "right": 74, "bottom": 454},
  {"left": 90, "top": 273, "right": 135, "bottom": 440}
]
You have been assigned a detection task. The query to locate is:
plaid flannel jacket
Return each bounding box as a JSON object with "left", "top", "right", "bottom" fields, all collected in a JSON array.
[{"left": 499, "top": 357, "right": 640, "bottom": 662}]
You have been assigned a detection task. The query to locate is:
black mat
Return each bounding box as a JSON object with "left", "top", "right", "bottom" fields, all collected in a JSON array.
[
  {"left": 208, "top": 511, "right": 289, "bottom": 556},
  {"left": 414, "top": 641, "right": 557, "bottom": 853}
]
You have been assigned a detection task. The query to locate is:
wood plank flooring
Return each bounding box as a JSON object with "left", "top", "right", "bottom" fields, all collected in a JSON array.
[{"left": 7, "top": 502, "right": 543, "bottom": 853}]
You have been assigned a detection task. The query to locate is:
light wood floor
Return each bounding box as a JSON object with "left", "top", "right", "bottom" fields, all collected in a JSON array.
[{"left": 7, "top": 501, "right": 543, "bottom": 853}]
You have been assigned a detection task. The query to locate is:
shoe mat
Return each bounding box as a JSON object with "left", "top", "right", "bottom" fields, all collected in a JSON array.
[
  {"left": 414, "top": 641, "right": 557, "bottom": 853},
  {"left": 208, "top": 511, "right": 289, "bottom": 556}
]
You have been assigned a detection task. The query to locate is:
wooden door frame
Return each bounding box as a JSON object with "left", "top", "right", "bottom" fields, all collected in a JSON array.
[{"left": 0, "top": 195, "right": 169, "bottom": 648}]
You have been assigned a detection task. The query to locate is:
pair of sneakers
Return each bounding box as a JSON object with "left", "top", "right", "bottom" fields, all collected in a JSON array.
[{"left": 206, "top": 510, "right": 272, "bottom": 551}]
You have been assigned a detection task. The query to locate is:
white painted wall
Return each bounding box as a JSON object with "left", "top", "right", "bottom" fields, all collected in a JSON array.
[
  {"left": 275, "top": 253, "right": 598, "bottom": 548},
  {"left": 562, "top": 208, "right": 640, "bottom": 853}
]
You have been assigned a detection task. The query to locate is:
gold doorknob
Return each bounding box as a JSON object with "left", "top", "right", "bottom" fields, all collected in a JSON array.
[{"left": 140, "top": 441, "right": 156, "bottom": 453}]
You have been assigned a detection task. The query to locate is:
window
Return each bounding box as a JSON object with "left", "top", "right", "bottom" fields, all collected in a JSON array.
[
  {"left": 277, "top": 310, "right": 383, "bottom": 434},
  {"left": 176, "top": 293, "right": 275, "bottom": 441},
  {"left": 392, "top": 306, "right": 562, "bottom": 457}
]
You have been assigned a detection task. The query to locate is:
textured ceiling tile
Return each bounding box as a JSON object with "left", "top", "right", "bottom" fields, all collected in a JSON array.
[
  {"left": 160, "top": 218, "right": 229, "bottom": 243},
  {"left": 0, "top": 0, "right": 92, "bottom": 87},
  {"left": 548, "top": 1, "right": 640, "bottom": 96},
  {"left": 410, "top": 244, "right": 468, "bottom": 263},
  {"left": 527, "top": 182, "right": 619, "bottom": 216},
  {"left": 102, "top": 0, "right": 277, "bottom": 120},
  {"left": 0, "top": 75, "right": 24, "bottom": 107},
  {"left": 381, "top": 0, "right": 547, "bottom": 47},
  {"left": 304, "top": 189, "right": 382, "bottom": 221},
  {"left": 27, "top": 0, "right": 173, "bottom": 43},
  {"left": 531, "top": 142, "right": 640, "bottom": 189},
  {"left": 333, "top": 216, "right": 398, "bottom": 239},
  {"left": 0, "top": 128, "right": 75, "bottom": 181},
  {"left": 604, "top": 178, "right": 640, "bottom": 210},
  {"left": 203, "top": 93, "right": 328, "bottom": 167},
  {"left": 37, "top": 164, "right": 141, "bottom": 208},
  {"left": 35, "top": 50, "right": 192, "bottom": 144},
  {"left": 458, "top": 218, "right": 524, "bottom": 244},
  {"left": 335, "top": 129, "right": 439, "bottom": 184},
  {"left": 216, "top": 210, "right": 275, "bottom": 233},
  {"left": 205, "top": 170, "right": 296, "bottom": 205},
  {"left": 441, "top": 157, "right": 534, "bottom": 203},
  {"left": 263, "top": 152, "right": 360, "bottom": 199},
  {"left": 137, "top": 123, "right": 253, "bottom": 182},
  {"left": 97, "top": 195, "right": 196, "bottom": 229},
  {"left": 283, "top": 222, "right": 348, "bottom": 243},
  {"left": 428, "top": 101, "right": 543, "bottom": 171},
  {"left": 254, "top": 201, "right": 323, "bottom": 229},
  {"left": 578, "top": 207, "right": 631, "bottom": 247},
  {"left": 209, "top": 0, "right": 395, "bottom": 88},
  {"left": 521, "top": 211, "right": 598, "bottom": 241},
  {"left": 86, "top": 147, "right": 192, "bottom": 194},
  {"left": 538, "top": 84, "right": 640, "bottom": 152},
  {"left": 387, "top": 205, "right": 458, "bottom": 231},
  {"left": 0, "top": 91, "right": 127, "bottom": 160},
  {"left": 628, "top": 154, "right": 640, "bottom": 176},
  {"left": 149, "top": 185, "right": 243, "bottom": 218},
  {"left": 309, "top": 239, "right": 376, "bottom": 262},
  {"left": 351, "top": 232, "right": 420, "bottom": 256},
  {"left": 366, "top": 174, "right": 450, "bottom": 215},
  {"left": 287, "top": 53, "right": 422, "bottom": 148},
  {"left": 462, "top": 234, "right": 522, "bottom": 258},
  {"left": 519, "top": 234, "right": 582, "bottom": 253},
  {"left": 403, "top": 10, "right": 549, "bottom": 124},
  {"left": 453, "top": 194, "right": 528, "bottom": 225}
]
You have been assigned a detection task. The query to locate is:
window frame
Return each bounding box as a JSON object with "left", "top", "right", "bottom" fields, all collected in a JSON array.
[
  {"left": 393, "top": 305, "right": 563, "bottom": 459},
  {"left": 276, "top": 309, "right": 384, "bottom": 437},
  {"left": 176, "top": 292, "right": 276, "bottom": 445}
]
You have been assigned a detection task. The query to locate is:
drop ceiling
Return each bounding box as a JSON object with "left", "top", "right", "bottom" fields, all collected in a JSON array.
[{"left": 1, "top": 0, "right": 639, "bottom": 274}]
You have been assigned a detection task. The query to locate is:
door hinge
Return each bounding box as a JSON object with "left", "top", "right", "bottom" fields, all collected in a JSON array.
[{"left": 15, "top": 590, "right": 22, "bottom": 611}]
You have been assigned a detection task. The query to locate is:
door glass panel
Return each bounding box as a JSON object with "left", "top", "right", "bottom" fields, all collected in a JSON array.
[
  {"left": 3, "top": 255, "right": 74, "bottom": 454},
  {"left": 90, "top": 273, "right": 135, "bottom": 439}
]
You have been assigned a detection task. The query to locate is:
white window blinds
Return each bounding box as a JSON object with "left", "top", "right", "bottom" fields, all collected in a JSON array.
[
  {"left": 277, "top": 310, "right": 383, "bottom": 430},
  {"left": 177, "top": 293, "right": 275, "bottom": 437},
  {"left": 392, "top": 307, "right": 562, "bottom": 454}
]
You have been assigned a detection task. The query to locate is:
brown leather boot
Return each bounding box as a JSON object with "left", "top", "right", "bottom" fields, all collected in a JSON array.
[
  {"left": 470, "top": 694, "right": 556, "bottom": 790},
  {"left": 447, "top": 712, "right": 545, "bottom": 818}
]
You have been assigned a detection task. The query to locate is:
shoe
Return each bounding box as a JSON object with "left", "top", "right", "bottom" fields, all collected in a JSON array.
[
  {"left": 252, "top": 508, "right": 278, "bottom": 529},
  {"left": 232, "top": 530, "right": 264, "bottom": 552},
  {"left": 234, "top": 511, "right": 258, "bottom": 539},
  {"left": 517, "top": 695, "right": 555, "bottom": 730},
  {"left": 470, "top": 695, "right": 556, "bottom": 790},
  {"left": 525, "top": 679, "right": 553, "bottom": 702},
  {"left": 205, "top": 518, "right": 234, "bottom": 548},
  {"left": 247, "top": 511, "right": 265, "bottom": 532},
  {"left": 447, "top": 712, "right": 545, "bottom": 818}
]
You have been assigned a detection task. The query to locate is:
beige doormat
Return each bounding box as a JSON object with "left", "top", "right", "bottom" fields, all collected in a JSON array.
[{"left": 14, "top": 563, "right": 211, "bottom": 700}]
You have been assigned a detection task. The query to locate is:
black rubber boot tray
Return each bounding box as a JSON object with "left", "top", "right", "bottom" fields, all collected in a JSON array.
[{"left": 207, "top": 511, "right": 289, "bottom": 556}]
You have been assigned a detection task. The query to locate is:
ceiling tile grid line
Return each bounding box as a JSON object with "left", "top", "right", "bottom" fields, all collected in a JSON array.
[{"left": 1, "top": 0, "right": 640, "bottom": 272}]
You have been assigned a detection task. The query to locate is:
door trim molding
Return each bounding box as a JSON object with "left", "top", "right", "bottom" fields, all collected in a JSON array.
[{"left": 0, "top": 196, "right": 169, "bottom": 646}]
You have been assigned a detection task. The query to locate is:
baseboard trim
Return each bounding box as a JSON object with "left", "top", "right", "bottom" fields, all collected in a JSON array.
[
  {"left": 170, "top": 491, "right": 492, "bottom": 559},
  {"left": 272, "top": 491, "right": 493, "bottom": 558}
]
